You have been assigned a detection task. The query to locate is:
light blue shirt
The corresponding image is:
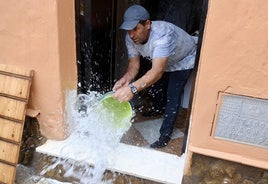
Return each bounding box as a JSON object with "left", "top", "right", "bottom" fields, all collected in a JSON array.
[{"left": 125, "top": 21, "right": 197, "bottom": 72}]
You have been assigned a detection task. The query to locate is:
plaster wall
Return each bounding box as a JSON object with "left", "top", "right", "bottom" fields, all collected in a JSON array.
[
  {"left": 0, "top": 0, "right": 77, "bottom": 140},
  {"left": 189, "top": 0, "right": 268, "bottom": 169}
]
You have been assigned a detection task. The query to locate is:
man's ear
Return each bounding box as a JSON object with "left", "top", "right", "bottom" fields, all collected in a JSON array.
[{"left": 145, "top": 20, "right": 151, "bottom": 29}]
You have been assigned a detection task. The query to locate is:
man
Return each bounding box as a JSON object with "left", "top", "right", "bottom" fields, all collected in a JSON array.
[{"left": 112, "top": 5, "right": 196, "bottom": 148}]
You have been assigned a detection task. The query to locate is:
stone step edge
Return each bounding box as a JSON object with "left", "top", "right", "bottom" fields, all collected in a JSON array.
[{"left": 36, "top": 140, "right": 185, "bottom": 184}]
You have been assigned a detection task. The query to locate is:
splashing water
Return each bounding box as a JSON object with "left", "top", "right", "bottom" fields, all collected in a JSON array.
[{"left": 40, "top": 91, "right": 132, "bottom": 184}]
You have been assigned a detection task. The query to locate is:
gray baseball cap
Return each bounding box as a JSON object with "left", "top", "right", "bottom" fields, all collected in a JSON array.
[{"left": 120, "top": 5, "right": 150, "bottom": 30}]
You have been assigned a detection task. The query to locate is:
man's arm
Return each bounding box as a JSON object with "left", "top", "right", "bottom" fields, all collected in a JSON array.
[
  {"left": 132, "top": 57, "right": 168, "bottom": 91},
  {"left": 112, "top": 57, "right": 168, "bottom": 102},
  {"left": 112, "top": 56, "right": 140, "bottom": 91}
]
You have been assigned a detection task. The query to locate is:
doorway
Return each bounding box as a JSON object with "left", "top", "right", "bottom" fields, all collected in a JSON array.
[{"left": 75, "top": 0, "right": 208, "bottom": 156}]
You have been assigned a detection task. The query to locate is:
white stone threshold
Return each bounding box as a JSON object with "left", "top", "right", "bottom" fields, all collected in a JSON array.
[{"left": 36, "top": 140, "right": 185, "bottom": 184}]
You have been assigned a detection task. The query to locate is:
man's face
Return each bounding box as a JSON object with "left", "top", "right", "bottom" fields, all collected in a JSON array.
[{"left": 128, "top": 21, "right": 151, "bottom": 45}]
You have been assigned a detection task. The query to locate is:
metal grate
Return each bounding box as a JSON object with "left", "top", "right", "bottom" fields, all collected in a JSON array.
[{"left": 214, "top": 93, "right": 268, "bottom": 149}]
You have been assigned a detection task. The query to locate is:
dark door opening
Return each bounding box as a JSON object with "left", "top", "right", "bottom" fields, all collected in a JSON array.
[
  {"left": 75, "top": 0, "right": 207, "bottom": 93},
  {"left": 75, "top": 0, "right": 116, "bottom": 94}
]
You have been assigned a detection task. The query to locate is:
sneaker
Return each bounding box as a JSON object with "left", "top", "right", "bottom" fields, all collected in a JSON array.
[{"left": 150, "top": 135, "right": 171, "bottom": 148}]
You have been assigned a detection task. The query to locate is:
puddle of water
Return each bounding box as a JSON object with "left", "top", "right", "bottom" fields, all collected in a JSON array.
[{"left": 40, "top": 91, "right": 132, "bottom": 184}]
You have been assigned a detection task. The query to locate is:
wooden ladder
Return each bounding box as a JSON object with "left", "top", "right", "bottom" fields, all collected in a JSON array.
[{"left": 0, "top": 64, "right": 33, "bottom": 184}]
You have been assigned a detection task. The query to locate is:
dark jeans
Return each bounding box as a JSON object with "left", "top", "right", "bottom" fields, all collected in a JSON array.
[{"left": 150, "top": 69, "right": 192, "bottom": 137}]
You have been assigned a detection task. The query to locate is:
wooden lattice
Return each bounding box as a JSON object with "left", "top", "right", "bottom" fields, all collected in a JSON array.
[{"left": 0, "top": 64, "right": 33, "bottom": 184}]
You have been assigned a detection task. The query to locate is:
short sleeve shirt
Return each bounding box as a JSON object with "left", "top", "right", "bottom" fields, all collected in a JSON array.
[{"left": 125, "top": 21, "right": 197, "bottom": 72}]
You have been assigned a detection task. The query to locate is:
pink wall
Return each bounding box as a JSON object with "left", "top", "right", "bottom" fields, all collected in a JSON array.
[
  {"left": 1, "top": 0, "right": 267, "bottom": 171},
  {"left": 0, "top": 0, "right": 77, "bottom": 140},
  {"left": 188, "top": 0, "right": 268, "bottom": 169}
]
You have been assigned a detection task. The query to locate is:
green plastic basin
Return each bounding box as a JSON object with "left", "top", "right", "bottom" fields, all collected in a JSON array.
[{"left": 100, "top": 92, "right": 133, "bottom": 128}]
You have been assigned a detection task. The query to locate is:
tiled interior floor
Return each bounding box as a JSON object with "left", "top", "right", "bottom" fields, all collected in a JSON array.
[{"left": 120, "top": 108, "right": 188, "bottom": 156}]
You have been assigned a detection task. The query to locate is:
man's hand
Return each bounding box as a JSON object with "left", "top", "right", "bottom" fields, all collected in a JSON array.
[
  {"left": 112, "top": 77, "right": 129, "bottom": 91},
  {"left": 112, "top": 85, "right": 133, "bottom": 102}
]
